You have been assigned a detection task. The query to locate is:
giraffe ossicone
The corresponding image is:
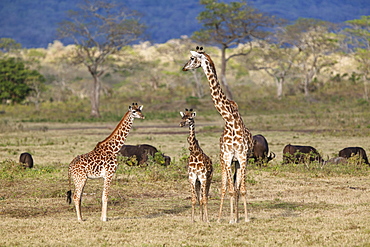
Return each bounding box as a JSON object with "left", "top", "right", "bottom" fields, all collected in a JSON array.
[
  {"left": 67, "top": 102, "right": 144, "bottom": 221},
  {"left": 183, "top": 47, "right": 254, "bottom": 223}
]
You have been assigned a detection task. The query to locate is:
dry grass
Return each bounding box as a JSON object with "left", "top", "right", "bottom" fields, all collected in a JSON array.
[{"left": 0, "top": 118, "right": 370, "bottom": 246}]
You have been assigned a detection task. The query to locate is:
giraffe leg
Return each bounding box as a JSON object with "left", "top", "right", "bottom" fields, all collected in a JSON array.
[
  {"left": 239, "top": 164, "right": 249, "bottom": 222},
  {"left": 197, "top": 181, "right": 204, "bottom": 222},
  {"left": 101, "top": 176, "right": 113, "bottom": 221},
  {"left": 217, "top": 163, "right": 227, "bottom": 223},
  {"left": 228, "top": 179, "right": 236, "bottom": 224},
  {"left": 204, "top": 170, "right": 212, "bottom": 223},
  {"left": 241, "top": 189, "right": 249, "bottom": 222},
  {"left": 200, "top": 181, "right": 209, "bottom": 223},
  {"left": 218, "top": 159, "right": 236, "bottom": 223},
  {"left": 190, "top": 182, "right": 198, "bottom": 223},
  {"left": 225, "top": 164, "right": 237, "bottom": 224},
  {"left": 234, "top": 167, "right": 241, "bottom": 223},
  {"left": 188, "top": 173, "right": 198, "bottom": 223},
  {"left": 236, "top": 158, "right": 249, "bottom": 223},
  {"left": 73, "top": 178, "right": 87, "bottom": 222}
]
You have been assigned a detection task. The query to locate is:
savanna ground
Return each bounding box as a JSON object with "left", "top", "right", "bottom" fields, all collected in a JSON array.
[{"left": 0, "top": 98, "right": 370, "bottom": 247}]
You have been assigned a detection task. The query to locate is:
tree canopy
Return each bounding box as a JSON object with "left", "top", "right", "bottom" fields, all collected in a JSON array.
[
  {"left": 57, "top": 0, "right": 146, "bottom": 117},
  {"left": 345, "top": 16, "right": 370, "bottom": 99},
  {"left": 0, "top": 38, "right": 22, "bottom": 53},
  {"left": 194, "top": 0, "right": 275, "bottom": 48},
  {"left": 192, "top": 0, "right": 278, "bottom": 99},
  {"left": 0, "top": 58, "right": 45, "bottom": 103}
]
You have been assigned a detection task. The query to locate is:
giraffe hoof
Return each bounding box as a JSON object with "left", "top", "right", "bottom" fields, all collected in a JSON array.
[{"left": 101, "top": 217, "right": 108, "bottom": 221}]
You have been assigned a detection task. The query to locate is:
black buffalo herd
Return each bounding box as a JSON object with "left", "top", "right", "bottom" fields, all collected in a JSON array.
[
  {"left": 118, "top": 133, "right": 370, "bottom": 167},
  {"left": 237, "top": 134, "right": 369, "bottom": 167},
  {"left": 118, "top": 134, "right": 369, "bottom": 167},
  {"left": 248, "top": 134, "right": 369, "bottom": 166},
  {"left": 282, "top": 144, "right": 369, "bottom": 166},
  {"left": 17, "top": 135, "right": 369, "bottom": 168}
]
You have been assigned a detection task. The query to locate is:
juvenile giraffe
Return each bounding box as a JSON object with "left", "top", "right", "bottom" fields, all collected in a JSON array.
[
  {"left": 180, "top": 108, "right": 213, "bottom": 223},
  {"left": 183, "top": 47, "right": 254, "bottom": 223},
  {"left": 67, "top": 103, "right": 144, "bottom": 221}
]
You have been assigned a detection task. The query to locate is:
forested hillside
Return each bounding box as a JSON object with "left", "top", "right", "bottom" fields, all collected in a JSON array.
[{"left": 0, "top": 0, "right": 369, "bottom": 48}]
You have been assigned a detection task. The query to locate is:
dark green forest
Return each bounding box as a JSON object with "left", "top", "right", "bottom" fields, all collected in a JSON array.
[{"left": 0, "top": 0, "right": 369, "bottom": 48}]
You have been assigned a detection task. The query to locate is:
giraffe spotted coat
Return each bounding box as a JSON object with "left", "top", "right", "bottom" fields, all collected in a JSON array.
[
  {"left": 180, "top": 109, "right": 213, "bottom": 223},
  {"left": 67, "top": 103, "right": 144, "bottom": 221}
]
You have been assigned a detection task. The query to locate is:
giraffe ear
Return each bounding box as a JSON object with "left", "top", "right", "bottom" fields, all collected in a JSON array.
[
  {"left": 139, "top": 105, "right": 143, "bottom": 111},
  {"left": 180, "top": 112, "right": 184, "bottom": 117},
  {"left": 192, "top": 112, "right": 196, "bottom": 118}
]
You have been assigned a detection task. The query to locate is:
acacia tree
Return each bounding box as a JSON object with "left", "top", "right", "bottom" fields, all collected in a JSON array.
[
  {"left": 285, "top": 18, "right": 340, "bottom": 98},
  {"left": 345, "top": 16, "right": 370, "bottom": 100},
  {"left": 192, "top": 0, "right": 277, "bottom": 99},
  {"left": 57, "top": 0, "right": 145, "bottom": 117},
  {"left": 156, "top": 39, "right": 205, "bottom": 98},
  {"left": 252, "top": 35, "right": 300, "bottom": 100}
]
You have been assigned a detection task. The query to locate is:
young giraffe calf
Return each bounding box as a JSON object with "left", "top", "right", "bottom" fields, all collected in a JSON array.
[
  {"left": 67, "top": 103, "right": 144, "bottom": 221},
  {"left": 180, "top": 109, "right": 213, "bottom": 222}
]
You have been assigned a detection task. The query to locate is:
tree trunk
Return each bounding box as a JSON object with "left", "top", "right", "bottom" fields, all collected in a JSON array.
[
  {"left": 191, "top": 70, "right": 204, "bottom": 98},
  {"left": 220, "top": 47, "right": 233, "bottom": 100},
  {"left": 303, "top": 77, "right": 310, "bottom": 98},
  {"left": 363, "top": 74, "right": 369, "bottom": 100},
  {"left": 276, "top": 77, "right": 284, "bottom": 100},
  {"left": 90, "top": 74, "right": 101, "bottom": 118}
]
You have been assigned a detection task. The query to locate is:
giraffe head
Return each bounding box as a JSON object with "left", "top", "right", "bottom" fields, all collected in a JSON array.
[
  {"left": 179, "top": 108, "right": 196, "bottom": 127},
  {"left": 182, "top": 46, "right": 205, "bottom": 71},
  {"left": 129, "top": 103, "right": 145, "bottom": 119}
]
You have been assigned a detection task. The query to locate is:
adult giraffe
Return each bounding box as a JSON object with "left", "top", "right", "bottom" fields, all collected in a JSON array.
[
  {"left": 67, "top": 103, "right": 144, "bottom": 221},
  {"left": 183, "top": 47, "right": 253, "bottom": 223}
]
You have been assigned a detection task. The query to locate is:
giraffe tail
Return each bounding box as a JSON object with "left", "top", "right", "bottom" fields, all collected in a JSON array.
[
  {"left": 66, "top": 190, "right": 72, "bottom": 204},
  {"left": 66, "top": 167, "right": 72, "bottom": 204}
]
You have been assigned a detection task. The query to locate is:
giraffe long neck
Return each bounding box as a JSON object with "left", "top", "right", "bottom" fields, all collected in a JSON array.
[
  {"left": 187, "top": 121, "right": 200, "bottom": 152},
  {"left": 201, "top": 55, "right": 234, "bottom": 122},
  {"left": 200, "top": 53, "right": 254, "bottom": 151},
  {"left": 97, "top": 111, "right": 134, "bottom": 154}
]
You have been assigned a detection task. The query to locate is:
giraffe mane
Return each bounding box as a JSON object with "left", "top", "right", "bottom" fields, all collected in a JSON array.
[
  {"left": 202, "top": 52, "right": 218, "bottom": 78},
  {"left": 97, "top": 110, "right": 131, "bottom": 147}
]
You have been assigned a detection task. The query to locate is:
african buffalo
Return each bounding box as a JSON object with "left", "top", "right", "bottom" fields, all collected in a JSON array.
[
  {"left": 338, "top": 147, "right": 369, "bottom": 165},
  {"left": 249, "top": 134, "right": 275, "bottom": 165},
  {"left": 283, "top": 144, "right": 323, "bottom": 164},
  {"left": 119, "top": 144, "right": 171, "bottom": 166},
  {"left": 19, "top": 152, "right": 34, "bottom": 168}
]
